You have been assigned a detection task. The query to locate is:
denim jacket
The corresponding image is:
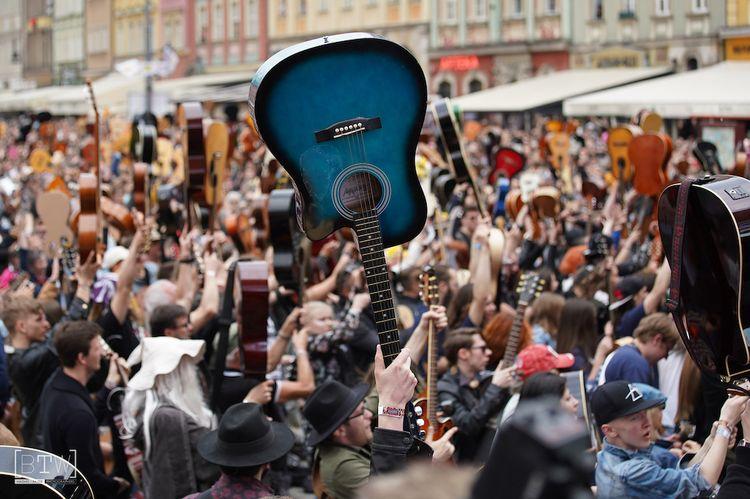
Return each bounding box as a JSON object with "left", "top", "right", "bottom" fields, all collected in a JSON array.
[{"left": 595, "top": 439, "right": 713, "bottom": 498}]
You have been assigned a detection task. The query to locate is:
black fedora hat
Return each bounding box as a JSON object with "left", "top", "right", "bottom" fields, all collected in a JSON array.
[
  {"left": 197, "top": 403, "right": 294, "bottom": 467},
  {"left": 303, "top": 380, "right": 370, "bottom": 446}
]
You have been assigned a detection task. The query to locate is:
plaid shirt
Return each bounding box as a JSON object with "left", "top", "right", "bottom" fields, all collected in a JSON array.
[{"left": 308, "top": 309, "right": 360, "bottom": 386}]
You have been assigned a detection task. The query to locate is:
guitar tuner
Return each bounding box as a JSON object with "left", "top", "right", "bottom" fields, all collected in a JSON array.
[{"left": 414, "top": 405, "right": 423, "bottom": 416}]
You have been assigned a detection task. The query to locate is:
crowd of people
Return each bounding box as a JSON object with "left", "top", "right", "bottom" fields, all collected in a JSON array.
[{"left": 0, "top": 103, "right": 749, "bottom": 499}]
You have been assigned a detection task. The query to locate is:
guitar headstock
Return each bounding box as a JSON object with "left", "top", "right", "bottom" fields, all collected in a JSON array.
[
  {"left": 516, "top": 272, "right": 545, "bottom": 305},
  {"left": 419, "top": 266, "right": 439, "bottom": 308}
]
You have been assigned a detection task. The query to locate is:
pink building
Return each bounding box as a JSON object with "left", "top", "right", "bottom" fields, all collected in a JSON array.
[{"left": 193, "top": 0, "right": 267, "bottom": 74}]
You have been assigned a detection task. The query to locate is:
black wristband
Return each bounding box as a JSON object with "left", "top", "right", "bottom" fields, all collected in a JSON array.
[{"left": 179, "top": 257, "right": 195, "bottom": 264}]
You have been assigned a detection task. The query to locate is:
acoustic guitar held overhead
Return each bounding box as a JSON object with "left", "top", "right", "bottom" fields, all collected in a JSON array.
[
  {"left": 659, "top": 175, "right": 750, "bottom": 383},
  {"left": 250, "top": 32, "right": 431, "bottom": 450}
]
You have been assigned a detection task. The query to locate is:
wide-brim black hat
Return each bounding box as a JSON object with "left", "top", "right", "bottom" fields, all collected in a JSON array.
[
  {"left": 197, "top": 403, "right": 294, "bottom": 468},
  {"left": 303, "top": 381, "right": 370, "bottom": 446}
]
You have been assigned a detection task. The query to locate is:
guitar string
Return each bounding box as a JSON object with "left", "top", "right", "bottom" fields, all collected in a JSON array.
[{"left": 356, "top": 125, "right": 393, "bottom": 358}]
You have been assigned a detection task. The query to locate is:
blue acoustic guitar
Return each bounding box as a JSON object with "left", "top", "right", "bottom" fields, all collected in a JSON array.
[{"left": 249, "top": 32, "right": 431, "bottom": 450}]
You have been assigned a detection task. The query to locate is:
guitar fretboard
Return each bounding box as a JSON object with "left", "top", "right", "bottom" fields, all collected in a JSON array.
[
  {"left": 353, "top": 209, "right": 402, "bottom": 366},
  {"left": 501, "top": 301, "right": 528, "bottom": 369}
]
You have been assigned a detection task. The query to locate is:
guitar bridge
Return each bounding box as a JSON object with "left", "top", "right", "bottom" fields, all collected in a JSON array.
[{"left": 315, "top": 117, "right": 381, "bottom": 143}]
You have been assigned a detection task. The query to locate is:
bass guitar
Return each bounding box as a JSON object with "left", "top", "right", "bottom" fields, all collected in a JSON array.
[
  {"left": 659, "top": 175, "right": 750, "bottom": 383},
  {"left": 250, "top": 32, "right": 430, "bottom": 449}
]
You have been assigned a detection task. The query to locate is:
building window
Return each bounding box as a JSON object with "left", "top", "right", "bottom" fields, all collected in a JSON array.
[
  {"left": 299, "top": 0, "right": 307, "bottom": 15},
  {"left": 445, "top": 0, "right": 457, "bottom": 21},
  {"left": 366, "top": 0, "right": 377, "bottom": 6},
  {"left": 655, "top": 0, "right": 669, "bottom": 16},
  {"left": 438, "top": 81, "right": 452, "bottom": 98},
  {"left": 197, "top": 3, "right": 209, "bottom": 44},
  {"left": 229, "top": 0, "right": 240, "bottom": 39},
  {"left": 512, "top": 0, "right": 523, "bottom": 16},
  {"left": 342, "top": 0, "right": 353, "bottom": 10},
  {"left": 213, "top": 2, "right": 225, "bottom": 41},
  {"left": 593, "top": 0, "right": 603, "bottom": 20},
  {"left": 279, "top": 0, "right": 288, "bottom": 16},
  {"left": 469, "top": 78, "right": 483, "bottom": 93},
  {"left": 624, "top": 0, "right": 635, "bottom": 14},
  {"left": 546, "top": 0, "right": 557, "bottom": 14},
  {"left": 320, "top": 0, "right": 329, "bottom": 12},
  {"left": 245, "top": 0, "right": 258, "bottom": 36},
  {"left": 473, "top": 0, "right": 486, "bottom": 19},
  {"left": 692, "top": 0, "right": 707, "bottom": 13}
]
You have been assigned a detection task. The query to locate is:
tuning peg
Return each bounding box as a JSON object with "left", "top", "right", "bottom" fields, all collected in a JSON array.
[
  {"left": 417, "top": 418, "right": 425, "bottom": 427},
  {"left": 419, "top": 430, "right": 426, "bottom": 439},
  {"left": 414, "top": 405, "right": 423, "bottom": 416}
]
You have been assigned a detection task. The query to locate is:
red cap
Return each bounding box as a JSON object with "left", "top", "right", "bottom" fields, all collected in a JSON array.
[{"left": 516, "top": 344, "right": 575, "bottom": 380}]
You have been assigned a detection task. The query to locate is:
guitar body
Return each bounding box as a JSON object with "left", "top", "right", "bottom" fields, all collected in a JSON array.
[
  {"left": 133, "top": 162, "right": 148, "bottom": 214},
  {"left": 659, "top": 175, "right": 750, "bottom": 380},
  {"left": 268, "top": 189, "right": 307, "bottom": 293},
  {"left": 491, "top": 147, "right": 525, "bottom": 184},
  {"left": 235, "top": 260, "right": 269, "bottom": 378},
  {"left": 77, "top": 173, "right": 99, "bottom": 265},
  {"left": 131, "top": 123, "right": 157, "bottom": 164},
  {"left": 607, "top": 126, "right": 635, "bottom": 183},
  {"left": 431, "top": 98, "right": 470, "bottom": 183},
  {"left": 204, "top": 121, "right": 229, "bottom": 207},
  {"left": 630, "top": 135, "right": 668, "bottom": 197},
  {"left": 249, "top": 33, "right": 427, "bottom": 248},
  {"left": 179, "top": 102, "right": 208, "bottom": 208},
  {"left": 0, "top": 445, "right": 94, "bottom": 498},
  {"left": 547, "top": 132, "right": 573, "bottom": 194}
]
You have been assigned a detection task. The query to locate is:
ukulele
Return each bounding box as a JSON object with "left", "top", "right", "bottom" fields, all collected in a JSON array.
[
  {"left": 250, "top": 33, "right": 432, "bottom": 450},
  {"left": 414, "top": 267, "right": 453, "bottom": 440}
]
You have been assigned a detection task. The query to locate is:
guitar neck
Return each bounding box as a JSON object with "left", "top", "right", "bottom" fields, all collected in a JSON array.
[
  {"left": 353, "top": 210, "right": 402, "bottom": 367},
  {"left": 501, "top": 301, "right": 528, "bottom": 368},
  {"left": 426, "top": 320, "right": 438, "bottom": 426}
]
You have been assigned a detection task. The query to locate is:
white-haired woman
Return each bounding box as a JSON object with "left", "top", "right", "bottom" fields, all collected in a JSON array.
[{"left": 122, "top": 337, "right": 219, "bottom": 498}]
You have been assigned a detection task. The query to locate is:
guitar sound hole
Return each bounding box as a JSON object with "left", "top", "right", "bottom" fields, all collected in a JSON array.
[{"left": 340, "top": 172, "right": 383, "bottom": 212}]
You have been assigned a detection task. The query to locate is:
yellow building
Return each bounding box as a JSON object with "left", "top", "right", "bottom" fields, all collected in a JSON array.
[
  {"left": 113, "top": 0, "right": 162, "bottom": 61},
  {"left": 267, "top": 0, "right": 430, "bottom": 75},
  {"left": 723, "top": 0, "right": 750, "bottom": 60}
]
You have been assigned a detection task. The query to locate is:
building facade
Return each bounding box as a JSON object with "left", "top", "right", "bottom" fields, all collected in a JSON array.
[
  {"left": 570, "top": 0, "right": 724, "bottom": 72},
  {"left": 0, "top": 1, "right": 27, "bottom": 90},
  {"left": 53, "top": 0, "right": 86, "bottom": 84},
  {"left": 160, "top": 0, "right": 194, "bottom": 76},
  {"left": 266, "top": 0, "right": 430, "bottom": 76},
  {"left": 430, "top": 0, "right": 574, "bottom": 98},
  {"left": 193, "top": 0, "right": 267, "bottom": 74},
  {"left": 722, "top": 0, "right": 750, "bottom": 60},
  {"left": 113, "top": 0, "right": 161, "bottom": 62},
  {"left": 24, "top": 0, "right": 55, "bottom": 87},
  {"left": 85, "top": 0, "right": 115, "bottom": 79}
]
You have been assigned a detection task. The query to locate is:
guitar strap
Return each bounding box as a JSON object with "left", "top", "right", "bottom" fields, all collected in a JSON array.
[
  {"left": 210, "top": 261, "right": 238, "bottom": 412},
  {"left": 666, "top": 177, "right": 698, "bottom": 314}
]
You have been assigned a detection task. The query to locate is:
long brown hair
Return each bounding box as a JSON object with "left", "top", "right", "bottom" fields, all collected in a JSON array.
[
  {"left": 675, "top": 355, "right": 702, "bottom": 426},
  {"left": 556, "top": 298, "right": 598, "bottom": 361}
]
